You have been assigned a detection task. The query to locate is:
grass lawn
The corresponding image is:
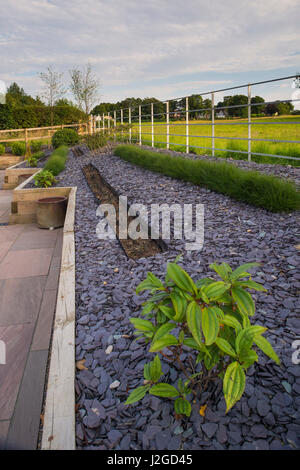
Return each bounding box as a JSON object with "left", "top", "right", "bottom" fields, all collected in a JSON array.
[{"left": 129, "top": 115, "right": 300, "bottom": 166}]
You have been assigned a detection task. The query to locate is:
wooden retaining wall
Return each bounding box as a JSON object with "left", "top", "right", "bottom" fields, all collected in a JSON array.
[{"left": 0, "top": 154, "right": 24, "bottom": 170}]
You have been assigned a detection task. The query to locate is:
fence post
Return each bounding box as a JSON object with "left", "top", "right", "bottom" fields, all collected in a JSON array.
[
  {"left": 129, "top": 107, "right": 132, "bottom": 144},
  {"left": 186, "top": 97, "right": 189, "bottom": 154},
  {"left": 211, "top": 92, "right": 215, "bottom": 157},
  {"left": 102, "top": 113, "right": 105, "bottom": 134},
  {"left": 151, "top": 103, "right": 154, "bottom": 148},
  {"left": 114, "top": 111, "right": 116, "bottom": 128},
  {"left": 48, "top": 129, "right": 51, "bottom": 149},
  {"left": 166, "top": 101, "right": 170, "bottom": 150},
  {"left": 248, "top": 84, "right": 251, "bottom": 162},
  {"left": 25, "top": 128, "right": 28, "bottom": 151},
  {"left": 139, "top": 105, "right": 142, "bottom": 146},
  {"left": 108, "top": 112, "right": 111, "bottom": 133}
]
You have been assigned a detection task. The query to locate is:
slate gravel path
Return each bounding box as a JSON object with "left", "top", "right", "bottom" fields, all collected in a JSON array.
[{"left": 56, "top": 146, "right": 300, "bottom": 450}]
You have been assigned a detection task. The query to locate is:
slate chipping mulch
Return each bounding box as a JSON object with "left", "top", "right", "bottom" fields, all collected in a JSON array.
[{"left": 56, "top": 147, "right": 300, "bottom": 451}]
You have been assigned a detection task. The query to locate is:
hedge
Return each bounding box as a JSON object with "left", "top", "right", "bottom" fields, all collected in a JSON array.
[
  {"left": 0, "top": 104, "right": 87, "bottom": 130},
  {"left": 114, "top": 145, "right": 300, "bottom": 213}
]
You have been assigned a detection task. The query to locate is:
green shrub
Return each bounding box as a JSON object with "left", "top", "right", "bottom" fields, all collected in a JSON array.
[
  {"left": 84, "top": 133, "right": 107, "bottom": 151},
  {"left": 51, "top": 128, "right": 79, "bottom": 148},
  {"left": 125, "top": 258, "right": 280, "bottom": 416},
  {"left": 114, "top": 145, "right": 300, "bottom": 212},
  {"left": 11, "top": 141, "right": 26, "bottom": 156},
  {"left": 44, "top": 145, "right": 68, "bottom": 175},
  {"left": 34, "top": 170, "right": 56, "bottom": 188},
  {"left": 31, "top": 140, "right": 42, "bottom": 152},
  {"left": 0, "top": 144, "right": 5, "bottom": 154},
  {"left": 27, "top": 151, "right": 44, "bottom": 167}
]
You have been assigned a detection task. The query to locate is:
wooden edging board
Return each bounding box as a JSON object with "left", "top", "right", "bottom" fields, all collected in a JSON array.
[{"left": 41, "top": 186, "right": 77, "bottom": 450}]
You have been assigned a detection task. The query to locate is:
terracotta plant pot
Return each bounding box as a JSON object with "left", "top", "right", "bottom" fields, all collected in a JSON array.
[{"left": 36, "top": 196, "right": 67, "bottom": 229}]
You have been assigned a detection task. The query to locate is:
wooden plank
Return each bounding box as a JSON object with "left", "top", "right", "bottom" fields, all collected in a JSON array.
[
  {"left": 41, "top": 230, "right": 75, "bottom": 450},
  {"left": 13, "top": 186, "right": 70, "bottom": 201},
  {"left": 63, "top": 187, "right": 77, "bottom": 233}
]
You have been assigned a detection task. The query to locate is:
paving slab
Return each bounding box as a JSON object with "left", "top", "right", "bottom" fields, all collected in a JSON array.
[
  {"left": 0, "top": 276, "right": 46, "bottom": 326},
  {"left": 6, "top": 350, "right": 48, "bottom": 450},
  {"left": 0, "top": 247, "right": 53, "bottom": 279},
  {"left": 0, "top": 324, "right": 34, "bottom": 420},
  {"left": 0, "top": 420, "right": 10, "bottom": 450},
  {"left": 0, "top": 211, "right": 63, "bottom": 448}
]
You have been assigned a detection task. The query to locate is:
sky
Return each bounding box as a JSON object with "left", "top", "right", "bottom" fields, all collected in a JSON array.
[{"left": 0, "top": 0, "right": 300, "bottom": 108}]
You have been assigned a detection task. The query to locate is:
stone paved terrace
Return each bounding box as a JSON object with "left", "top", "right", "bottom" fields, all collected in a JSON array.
[{"left": 0, "top": 176, "right": 63, "bottom": 449}]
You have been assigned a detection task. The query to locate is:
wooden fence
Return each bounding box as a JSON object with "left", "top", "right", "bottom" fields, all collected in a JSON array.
[{"left": 0, "top": 121, "right": 90, "bottom": 147}]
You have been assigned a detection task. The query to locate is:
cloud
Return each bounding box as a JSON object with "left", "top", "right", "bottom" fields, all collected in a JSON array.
[{"left": 0, "top": 0, "right": 300, "bottom": 105}]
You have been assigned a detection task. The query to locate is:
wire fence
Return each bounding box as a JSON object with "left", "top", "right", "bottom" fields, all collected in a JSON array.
[{"left": 93, "top": 74, "right": 300, "bottom": 163}]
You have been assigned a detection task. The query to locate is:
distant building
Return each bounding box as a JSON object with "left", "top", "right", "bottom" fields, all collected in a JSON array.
[{"left": 216, "top": 110, "right": 226, "bottom": 118}]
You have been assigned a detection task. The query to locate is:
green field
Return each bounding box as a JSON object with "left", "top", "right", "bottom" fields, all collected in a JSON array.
[{"left": 128, "top": 115, "right": 300, "bottom": 166}]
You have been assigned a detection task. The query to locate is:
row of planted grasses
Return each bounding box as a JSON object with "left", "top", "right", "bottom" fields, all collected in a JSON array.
[
  {"left": 114, "top": 145, "right": 300, "bottom": 213},
  {"left": 44, "top": 145, "right": 68, "bottom": 175}
]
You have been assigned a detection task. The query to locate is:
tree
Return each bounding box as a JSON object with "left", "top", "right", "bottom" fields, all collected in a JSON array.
[
  {"left": 6, "top": 82, "right": 40, "bottom": 107},
  {"left": 69, "top": 63, "right": 100, "bottom": 115},
  {"left": 40, "top": 67, "right": 65, "bottom": 125}
]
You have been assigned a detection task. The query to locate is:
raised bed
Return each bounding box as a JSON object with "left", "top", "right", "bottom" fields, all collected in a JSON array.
[
  {"left": 0, "top": 154, "right": 24, "bottom": 170},
  {"left": 50, "top": 147, "right": 300, "bottom": 451},
  {"left": 9, "top": 171, "right": 73, "bottom": 225}
]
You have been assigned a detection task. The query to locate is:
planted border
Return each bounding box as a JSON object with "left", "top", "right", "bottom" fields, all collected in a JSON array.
[{"left": 114, "top": 145, "right": 300, "bottom": 213}]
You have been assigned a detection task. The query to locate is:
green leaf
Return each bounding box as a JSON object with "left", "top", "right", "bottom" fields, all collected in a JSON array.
[
  {"left": 254, "top": 334, "right": 280, "bottom": 365},
  {"left": 174, "top": 397, "right": 192, "bottom": 417},
  {"left": 158, "top": 305, "right": 175, "bottom": 320},
  {"left": 239, "top": 349, "right": 258, "bottom": 368},
  {"left": 152, "top": 322, "right": 176, "bottom": 343},
  {"left": 183, "top": 337, "right": 209, "bottom": 354},
  {"left": 232, "top": 286, "right": 255, "bottom": 317},
  {"left": 170, "top": 292, "right": 187, "bottom": 321},
  {"left": 209, "top": 262, "right": 232, "bottom": 281},
  {"left": 201, "top": 281, "right": 230, "bottom": 301},
  {"left": 223, "top": 361, "right": 246, "bottom": 412},
  {"left": 178, "top": 330, "right": 185, "bottom": 344},
  {"left": 186, "top": 301, "right": 202, "bottom": 346},
  {"left": 144, "top": 362, "right": 151, "bottom": 381},
  {"left": 235, "top": 325, "right": 267, "bottom": 355},
  {"left": 130, "top": 318, "right": 155, "bottom": 332},
  {"left": 221, "top": 315, "right": 242, "bottom": 333},
  {"left": 150, "top": 383, "right": 179, "bottom": 398},
  {"left": 125, "top": 385, "right": 149, "bottom": 405},
  {"left": 202, "top": 306, "right": 220, "bottom": 346},
  {"left": 215, "top": 337, "right": 237, "bottom": 358},
  {"left": 141, "top": 302, "right": 156, "bottom": 316},
  {"left": 230, "top": 262, "right": 260, "bottom": 281},
  {"left": 167, "top": 263, "right": 197, "bottom": 294},
  {"left": 136, "top": 272, "right": 163, "bottom": 294},
  {"left": 234, "top": 280, "right": 267, "bottom": 292},
  {"left": 150, "top": 355, "right": 163, "bottom": 382},
  {"left": 149, "top": 334, "right": 178, "bottom": 352}
]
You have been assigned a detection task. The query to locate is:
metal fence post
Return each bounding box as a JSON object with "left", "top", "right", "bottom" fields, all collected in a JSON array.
[
  {"left": 108, "top": 112, "right": 110, "bottom": 133},
  {"left": 102, "top": 113, "right": 105, "bottom": 133},
  {"left": 139, "top": 105, "right": 142, "bottom": 146},
  {"left": 186, "top": 96, "right": 189, "bottom": 154},
  {"left": 121, "top": 108, "right": 124, "bottom": 142},
  {"left": 129, "top": 107, "right": 132, "bottom": 144},
  {"left": 114, "top": 110, "right": 116, "bottom": 128},
  {"left": 151, "top": 103, "right": 154, "bottom": 148},
  {"left": 248, "top": 84, "right": 252, "bottom": 162},
  {"left": 166, "top": 101, "right": 170, "bottom": 149},
  {"left": 211, "top": 92, "right": 215, "bottom": 157}
]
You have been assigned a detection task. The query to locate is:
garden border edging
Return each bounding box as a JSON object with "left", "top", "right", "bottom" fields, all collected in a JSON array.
[{"left": 41, "top": 186, "right": 77, "bottom": 450}]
